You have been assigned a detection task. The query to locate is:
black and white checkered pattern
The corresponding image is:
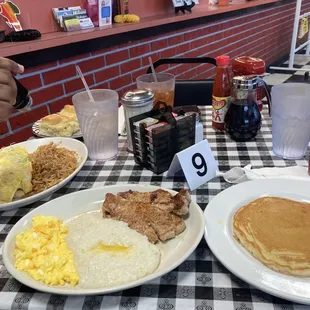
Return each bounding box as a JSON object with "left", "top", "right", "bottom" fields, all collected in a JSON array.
[
  {"left": 265, "top": 54, "right": 310, "bottom": 87},
  {"left": 0, "top": 107, "right": 308, "bottom": 310}
]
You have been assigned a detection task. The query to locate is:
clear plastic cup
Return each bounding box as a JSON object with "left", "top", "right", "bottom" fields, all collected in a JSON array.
[
  {"left": 271, "top": 84, "right": 310, "bottom": 159},
  {"left": 136, "top": 73, "right": 175, "bottom": 107},
  {"left": 72, "top": 89, "right": 119, "bottom": 161}
]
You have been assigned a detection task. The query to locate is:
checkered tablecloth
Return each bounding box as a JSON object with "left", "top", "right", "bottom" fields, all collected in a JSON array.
[{"left": 0, "top": 106, "right": 308, "bottom": 310}]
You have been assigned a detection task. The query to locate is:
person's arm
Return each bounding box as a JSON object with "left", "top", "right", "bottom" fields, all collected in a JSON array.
[{"left": 0, "top": 57, "right": 24, "bottom": 122}]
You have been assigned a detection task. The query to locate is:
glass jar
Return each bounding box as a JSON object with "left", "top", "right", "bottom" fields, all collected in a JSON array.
[
  {"left": 121, "top": 89, "right": 154, "bottom": 152},
  {"left": 232, "top": 56, "right": 265, "bottom": 111},
  {"left": 224, "top": 76, "right": 261, "bottom": 142}
]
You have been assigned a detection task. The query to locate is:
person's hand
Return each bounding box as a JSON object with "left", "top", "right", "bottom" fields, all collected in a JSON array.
[{"left": 0, "top": 58, "right": 24, "bottom": 122}]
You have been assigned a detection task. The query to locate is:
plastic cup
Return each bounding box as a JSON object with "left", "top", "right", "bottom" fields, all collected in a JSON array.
[
  {"left": 136, "top": 73, "right": 175, "bottom": 107},
  {"left": 271, "top": 83, "right": 310, "bottom": 159},
  {"left": 72, "top": 89, "right": 119, "bottom": 161}
]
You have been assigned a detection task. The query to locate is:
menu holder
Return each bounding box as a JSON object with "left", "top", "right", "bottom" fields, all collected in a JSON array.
[{"left": 129, "top": 102, "right": 196, "bottom": 174}]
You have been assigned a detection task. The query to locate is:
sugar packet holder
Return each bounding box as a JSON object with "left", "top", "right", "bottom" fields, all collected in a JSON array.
[{"left": 129, "top": 101, "right": 196, "bottom": 174}]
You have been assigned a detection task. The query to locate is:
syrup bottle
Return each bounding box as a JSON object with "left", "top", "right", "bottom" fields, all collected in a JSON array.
[
  {"left": 224, "top": 76, "right": 261, "bottom": 142},
  {"left": 212, "top": 55, "right": 231, "bottom": 131}
]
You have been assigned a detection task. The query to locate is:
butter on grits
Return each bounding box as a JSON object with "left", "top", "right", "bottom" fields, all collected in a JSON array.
[{"left": 14, "top": 216, "right": 79, "bottom": 286}]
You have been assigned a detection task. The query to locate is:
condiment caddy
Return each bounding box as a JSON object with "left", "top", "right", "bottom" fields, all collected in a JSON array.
[{"left": 129, "top": 102, "right": 196, "bottom": 174}]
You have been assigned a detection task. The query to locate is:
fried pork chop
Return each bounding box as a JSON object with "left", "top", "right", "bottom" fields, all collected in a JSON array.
[{"left": 102, "top": 189, "right": 191, "bottom": 243}]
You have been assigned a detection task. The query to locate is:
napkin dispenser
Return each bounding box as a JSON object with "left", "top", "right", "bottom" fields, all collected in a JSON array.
[{"left": 129, "top": 102, "right": 196, "bottom": 174}]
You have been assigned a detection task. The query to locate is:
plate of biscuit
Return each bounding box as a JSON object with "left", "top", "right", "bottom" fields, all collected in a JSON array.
[
  {"left": 205, "top": 179, "right": 310, "bottom": 305},
  {"left": 32, "top": 105, "right": 82, "bottom": 138}
]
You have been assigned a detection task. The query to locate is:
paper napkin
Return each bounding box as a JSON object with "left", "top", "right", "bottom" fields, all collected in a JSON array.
[{"left": 217, "top": 165, "right": 310, "bottom": 183}]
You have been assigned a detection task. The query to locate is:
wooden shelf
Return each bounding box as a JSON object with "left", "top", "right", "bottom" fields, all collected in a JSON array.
[{"left": 1, "top": 0, "right": 279, "bottom": 57}]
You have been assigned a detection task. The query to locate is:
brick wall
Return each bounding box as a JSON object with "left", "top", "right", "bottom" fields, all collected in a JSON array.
[{"left": 1, "top": 0, "right": 309, "bottom": 147}]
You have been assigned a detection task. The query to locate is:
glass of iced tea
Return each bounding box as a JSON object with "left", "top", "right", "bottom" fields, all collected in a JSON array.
[{"left": 136, "top": 73, "right": 175, "bottom": 107}]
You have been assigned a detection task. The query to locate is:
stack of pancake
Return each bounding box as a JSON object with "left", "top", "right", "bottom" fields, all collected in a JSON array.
[{"left": 233, "top": 197, "right": 310, "bottom": 277}]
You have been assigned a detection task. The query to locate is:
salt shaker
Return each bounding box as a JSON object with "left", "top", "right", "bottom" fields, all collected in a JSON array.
[
  {"left": 185, "top": 111, "right": 203, "bottom": 144},
  {"left": 121, "top": 89, "right": 154, "bottom": 152}
]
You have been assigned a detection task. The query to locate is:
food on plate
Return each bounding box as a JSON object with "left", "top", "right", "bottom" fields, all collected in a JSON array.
[
  {"left": 0, "top": 142, "right": 78, "bottom": 204},
  {"left": 12, "top": 189, "right": 193, "bottom": 289},
  {"left": 0, "top": 146, "right": 33, "bottom": 204},
  {"left": 37, "top": 105, "right": 80, "bottom": 137},
  {"left": 233, "top": 197, "right": 310, "bottom": 277},
  {"left": 102, "top": 189, "right": 191, "bottom": 243},
  {"left": 14, "top": 216, "right": 79, "bottom": 286},
  {"left": 14, "top": 212, "right": 161, "bottom": 288},
  {"left": 29, "top": 142, "right": 78, "bottom": 194},
  {"left": 113, "top": 189, "right": 191, "bottom": 215},
  {"left": 59, "top": 105, "right": 78, "bottom": 122},
  {"left": 66, "top": 212, "right": 161, "bottom": 289},
  {"left": 39, "top": 114, "right": 80, "bottom": 137}
]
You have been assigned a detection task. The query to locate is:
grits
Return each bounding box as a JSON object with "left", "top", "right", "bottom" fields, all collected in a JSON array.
[{"left": 66, "top": 212, "right": 161, "bottom": 289}]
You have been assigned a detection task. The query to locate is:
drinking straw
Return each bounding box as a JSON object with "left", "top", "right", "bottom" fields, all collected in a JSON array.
[
  {"left": 76, "top": 65, "right": 95, "bottom": 102},
  {"left": 148, "top": 56, "right": 158, "bottom": 83}
]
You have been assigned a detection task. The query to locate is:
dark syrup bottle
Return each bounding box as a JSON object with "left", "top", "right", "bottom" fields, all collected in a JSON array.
[{"left": 224, "top": 76, "right": 261, "bottom": 142}]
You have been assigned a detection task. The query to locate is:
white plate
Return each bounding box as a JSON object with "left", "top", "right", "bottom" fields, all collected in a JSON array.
[
  {"left": 32, "top": 120, "right": 83, "bottom": 139},
  {"left": 204, "top": 179, "right": 310, "bottom": 305},
  {"left": 0, "top": 137, "right": 88, "bottom": 211},
  {"left": 3, "top": 184, "right": 205, "bottom": 295}
]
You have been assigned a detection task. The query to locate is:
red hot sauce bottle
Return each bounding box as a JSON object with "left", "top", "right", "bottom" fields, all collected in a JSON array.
[{"left": 212, "top": 55, "right": 231, "bottom": 131}]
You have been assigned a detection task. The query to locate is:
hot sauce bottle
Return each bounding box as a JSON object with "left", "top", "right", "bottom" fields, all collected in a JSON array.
[{"left": 212, "top": 55, "right": 231, "bottom": 131}]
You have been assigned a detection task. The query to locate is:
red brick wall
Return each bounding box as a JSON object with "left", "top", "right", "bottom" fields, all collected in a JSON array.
[{"left": 1, "top": 0, "right": 309, "bottom": 147}]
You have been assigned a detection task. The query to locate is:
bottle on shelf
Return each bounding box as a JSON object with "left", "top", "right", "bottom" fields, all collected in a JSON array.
[{"left": 212, "top": 55, "right": 231, "bottom": 131}]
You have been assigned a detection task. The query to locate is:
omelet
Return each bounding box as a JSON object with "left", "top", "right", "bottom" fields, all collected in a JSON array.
[
  {"left": 0, "top": 146, "right": 32, "bottom": 204},
  {"left": 14, "top": 216, "right": 79, "bottom": 286}
]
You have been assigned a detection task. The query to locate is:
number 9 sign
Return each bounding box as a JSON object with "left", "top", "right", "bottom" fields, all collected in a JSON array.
[
  {"left": 192, "top": 153, "right": 208, "bottom": 177},
  {"left": 167, "top": 140, "right": 218, "bottom": 191}
]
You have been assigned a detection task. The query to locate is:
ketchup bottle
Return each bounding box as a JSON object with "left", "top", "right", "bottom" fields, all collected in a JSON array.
[{"left": 212, "top": 56, "right": 231, "bottom": 131}]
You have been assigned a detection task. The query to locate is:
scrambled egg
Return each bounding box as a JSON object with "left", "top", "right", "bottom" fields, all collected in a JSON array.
[
  {"left": 14, "top": 216, "right": 79, "bottom": 286},
  {"left": 0, "top": 146, "right": 32, "bottom": 204}
]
